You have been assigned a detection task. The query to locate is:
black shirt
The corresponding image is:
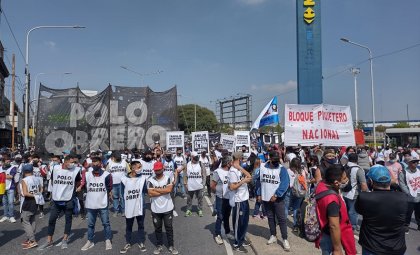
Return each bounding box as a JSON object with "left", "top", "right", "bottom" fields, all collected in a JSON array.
[{"left": 355, "top": 189, "right": 408, "bottom": 255}]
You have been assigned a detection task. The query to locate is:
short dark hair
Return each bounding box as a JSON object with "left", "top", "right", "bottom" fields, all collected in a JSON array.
[
  {"left": 91, "top": 156, "right": 102, "bottom": 162},
  {"left": 348, "top": 153, "right": 358, "bottom": 163},
  {"left": 289, "top": 158, "right": 301, "bottom": 170},
  {"left": 63, "top": 155, "right": 72, "bottom": 162},
  {"left": 372, "top": 181, "right": 390, "bottom": 189},
  {"left": 325, "top": 164, "right": 345, "bottom": 185}
]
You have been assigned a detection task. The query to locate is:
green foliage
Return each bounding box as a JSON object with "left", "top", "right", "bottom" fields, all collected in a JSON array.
[
  {"left": 177, "top": 104, "right": 218, "bottom": 134},
  {"left": 355, "top": 120, "right": 365, "bottom": 130},
  {"left": 392, "top": 122, "right": 410, "bottom": 128},
  {"left": 375, "top": 125, "right": 387, "bottom": 133}
]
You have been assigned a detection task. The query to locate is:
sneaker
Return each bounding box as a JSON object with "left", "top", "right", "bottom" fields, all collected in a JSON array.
[
  {"left": 105, "top": 239, "right": 112, "bottom": 250},
  {"left": 173, "top": 210, "right": 178, "bottom": 217},
  {"left": 198, "top": 210, "right": 203, "bottom": 217},
  {"left": 22, "top": 240, "right": 38, "bottom": 250},
  {"left": 39, "top": 212, "right": 44, "bottom": 219},
  {"left": 120, "top": 243, "right": 131, "bottom": 254},
  {"left": 138, "top": 242, "right": 146, "bottom": 252},
  {"left": 405, "top": 226, "right": 409, "bottom": 234},
  {"left": 153, "top": 245, "right": 163, "bottom": 255},
  {"left": 81, "top": 240, "right": 95, "bottom": 251},
  {"left": 61, "top": 239, "right": 68, "bottom": 249},
  {"left": 21, "top": 239, "right": 30, "bottom": 246},
  {"left": 185, "top": 210, "right": 192, "bottom": 217},
  {"left": 9, "top": 217, "right": 16, "bottom": 223},
  {"left": 81, "top": 214, "right": 86, "bottom": 220},
  {"left": 37, "top": 241, "right": 53, "bottom": 251},
  {"left": 292, "top": 226, "right": 299, "bottom": 232},
  {"left": 282, "top": 239, "right": 290, "bottom": 251},
  {"left": 168, "top": 246, "right": 179, "bottom": 255},
  {"left": 242, "top": 240, "right": 251, "bottom": 247},
  {"left": 0, "top": 216, "right": 9, "bottom": 223},
  {"left": 233, "top": 245, "right": 248, "bottom": 253},
  {"left": 214, "top": 235, "right": 223, "bottom": 245},
  {"left": 212, "top": 211, "right": 217, "bottom": 217},
  {"left": 267, "top": 235, "right": 277, "bottom": 245}
]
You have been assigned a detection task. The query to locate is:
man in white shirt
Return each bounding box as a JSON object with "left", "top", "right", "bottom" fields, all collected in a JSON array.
[
  {"left": 183, "top": 151, "right": 206, "bottom": 217},
  {"left": 106, "top": 152, "right": 130, "bottom": 217},
  {"left": 199, "top": 151, "right": 212, "bottom": 198},
  {"left": 228, "top": 151, "right": 252, "bottom": 253},
  {"left": 147, "top": 162, "right": 179, "bottom": 255}
]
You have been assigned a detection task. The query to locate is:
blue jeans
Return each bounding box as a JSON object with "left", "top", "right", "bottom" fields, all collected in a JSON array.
[
  {"left": 319, "top": 233, "right": 333, "bottom": 255},
  {"left": 344, "top": 197, "right": 358, "bottom": 229},
  {"left": 174, "top": 173, "right": 185, "bottom": 195},
  {"left": 214, "top": 196, "right": 231, "bottom": 236},
  {"left": 112, "top": 183, "right": 125, "bottom": 213},
  {"left": 284, "top": 189, "right": 291, "bottom": 216},
  {"left": 253, "top": 200, "right": 266, "bottom": 217},
  {"left": 289, "top": 194, "right": 303, "bottom": 227},
  {"left": 2, "top": 189, "right": 15, "bottom": 217},
  {"left": 87, "top": 208, "right": 112, "bottom": 241}
]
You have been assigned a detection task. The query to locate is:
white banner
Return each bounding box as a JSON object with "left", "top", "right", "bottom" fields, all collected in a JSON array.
[
  {"left": 192, "top": 131, "right": 209, "bottom": 153},
  {"left": 166, "top": 131, "right": 184, "bottom": 153},
  {"left": 234, "top": 130, "right": 250, "bottom": 152},
  {"left": 220, "top": 134, "right": 236, "bottom": 153},
  {"left": 284, "top": 104, "right": 355, "bottom": 146}
]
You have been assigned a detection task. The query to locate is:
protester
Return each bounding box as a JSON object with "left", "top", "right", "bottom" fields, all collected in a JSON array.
[
  {"left": 147, "top": 161, "right": 179, "bottom": 255},
  {"left": 183, "top": 151, "right": 206, "bottom": 217},
  {"left": 228, "top": 151, "right": 252, "bottom": 253},
  {"left": 107, "top": 152, "right": 130, "bottom": 217},
  {"left": 250, "top": 157, "right": 267, "bottom": 219},
  {"left": 211, "top": 155, "right": 233, "bottom": 245},
  {"left": 163, "top": 151, "right": 179, "bottom": 217},
  {"left": 173, "top": 148, "right": 186, "bottom": 198},
  {"left": 20, "top": 164, "right": 43, "bottom": 249},
  {"left": 385, "top": 153, "right": 403, "bottom": 189},
  {"left": 254, "top": 151, "right": 290, "bottom": 250},
  {"left": 399, "top": 156, "right": 420, "bottom": 233},
  {"left": 319, "top": 149, "right": 337, "bottom": 179},
  {"left": 342, "top": 153, "right": 368, "bottom": 232},
  {"left": 199, "top": 151, "right": 212, "bottom": 197},
  {"left": 357, "top": 147, "right": 371, "bottom": 173},
  {"left": 119, "top": 159, "right": 148, "bottom": 254},
  {"left": 0, "top": 154, "right": 18, "bottom": 223},
  {"left": 356, "top": 165, "right": 408, "bottom": 255},
  {"left": 140, "top": 150, "right": 155, "bottom": 179},
  {"left": 315, "top": 164, "right": 356, "bottom": 255},
  {"left": 80, "top": 163, "right": 113, "bottom": 251},
  {"left": 38, "top": 155, "right": 82, "bottom": 250}
]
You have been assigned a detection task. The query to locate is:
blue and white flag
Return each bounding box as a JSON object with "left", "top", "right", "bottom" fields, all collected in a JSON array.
[{"left": 250, "top": 96, "right": 279, "bottom": 130}]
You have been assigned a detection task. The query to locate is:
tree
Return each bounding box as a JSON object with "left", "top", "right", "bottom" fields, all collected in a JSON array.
[
  {"left": 392, "top": 122, "right": 410, "bottom": 128},
  {"left": 375, "top": 125, "right": 386, "bottom": 133},
  {"left": 355, "top": 120, "right": 365, "bottom": 130},
  {"left": 177, "top": 104, "right": 218, "bottom": 134}
]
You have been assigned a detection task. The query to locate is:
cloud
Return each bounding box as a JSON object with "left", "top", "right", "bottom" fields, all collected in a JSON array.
[
  {"left": 44, "top": 41, "right": 56, "bottom": 50},
  {"left": 237, "top": 0, "right": 267, "bottom": 6},
  {"left": 250, "top": 80, "right": 297, "bottom": 94}
]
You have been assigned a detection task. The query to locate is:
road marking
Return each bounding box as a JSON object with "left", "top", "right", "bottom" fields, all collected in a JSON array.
[{"left": 204, "top": 195, "right": 234, "bottom": 255}]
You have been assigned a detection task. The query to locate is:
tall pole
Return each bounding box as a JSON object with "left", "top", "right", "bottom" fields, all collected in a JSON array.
[
  {"left": 341, "top": 38, "right": 376, "bottom": 147},
  {"left": 351, "top": 67, "right": 360, "bottom": 126},
  {"left": 24, "top": 25, "right": 85, "bottom": 149},
  {"left": 194, "top": 104, "right": 197, "bottom": 132},
  {"left": 11, "top": 54, "right": 15, "bottom": 151}
]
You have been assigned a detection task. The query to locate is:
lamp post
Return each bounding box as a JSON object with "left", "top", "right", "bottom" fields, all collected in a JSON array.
[
  {"left": 341, "top": 38, "right": 376, "bottom": 147},
  {"left": 24, "top": 25, "right": 85, "bottom": 149},
  {"left": 350, "top": 67, "right": 360, "bottom": 126}
]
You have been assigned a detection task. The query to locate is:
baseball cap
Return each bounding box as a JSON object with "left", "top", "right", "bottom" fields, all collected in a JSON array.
[
  {"left": 232, "top": 151, "right": 243, "bottom": 160},
  {"left": 191, "top": 151, "right": 198, "bottom": 157},
  {"left": 407, "top": 157, "right": 420, "bottom": 163},
  {"left": 367, "top": 165, "right": 391, "bottom": 183},
  {"left": 153, "top": 161, "right": 164, "bottom": 171},
  {"left": 22, "top": 164, "right": 34, "bottom": 173}
]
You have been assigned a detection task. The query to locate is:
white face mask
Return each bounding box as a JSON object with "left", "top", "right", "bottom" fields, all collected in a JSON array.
[
  {"left": 339, "top": 180, "right": 349, "bottom": 189},
  {"left": 68, "top": 163, "right": 76, "bottom": 169}
]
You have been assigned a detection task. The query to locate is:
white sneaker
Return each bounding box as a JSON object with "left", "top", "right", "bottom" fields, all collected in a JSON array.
[
  {"left": 9, "top": 217, "right": 16, "bottom": 223},
  {"left": 81, "top": 240, "right": 94, "bottom": 251},
  {"left": 282, "top": 239, "right": 290, "bottom": 251},
  {"left": 225, "top": 233, "right": 235, "bottom": 240},
  {"left": 105, "top": 239, "right": 112, "bottom": 250},
  {"left": 267, "top": 235, "right": 277, "bottom": 245},
  {"left": 214, "top": 235, "right": 223, "bottom": 245},
  {"left": 173, "top": 210, "right": 178, "bottom": 217},
  {"left": 0, "top": 216, "right": 9, "bottom": 223}
]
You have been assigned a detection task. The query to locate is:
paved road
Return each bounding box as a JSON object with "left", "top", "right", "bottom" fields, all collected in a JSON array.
[{"left": 0, "top": 195, "right": 419, "bottom": 255}]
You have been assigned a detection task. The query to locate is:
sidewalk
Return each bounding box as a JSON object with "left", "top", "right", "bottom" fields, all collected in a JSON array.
[{"left": 246, "top": 199, "right": 362, "bottom": 255}]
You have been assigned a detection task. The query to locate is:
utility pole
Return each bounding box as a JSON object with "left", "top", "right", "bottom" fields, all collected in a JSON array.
[{"left": 11, "top": 54, "right": 15, "bottom": 150}]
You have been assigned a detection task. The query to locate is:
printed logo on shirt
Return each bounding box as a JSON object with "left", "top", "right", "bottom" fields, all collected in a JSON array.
[
  {"left": 109, "top": 165, "right": 125, "bottom": 173},
  {"left": 88, "top": 182, "right": 106, "bottom": 192},
  {"left": 261, "top": 174, "right": 280, "bottom": 185},
  {"left": 54, "top": 175, "right": 74, "bottom": 185},
  {"left": 188, "top": 172, "right": 202, "bottom": 179},
  {"left": 126, "top": 189, "right": 141, "bottom": 200}
]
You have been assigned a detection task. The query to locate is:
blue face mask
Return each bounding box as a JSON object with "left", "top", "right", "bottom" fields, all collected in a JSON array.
[
  {"left": 326, "top": 158, "right": 337, "bottom": 164},
  {"left": 389, "top": 160, "right": 395, "bottom": 164}
]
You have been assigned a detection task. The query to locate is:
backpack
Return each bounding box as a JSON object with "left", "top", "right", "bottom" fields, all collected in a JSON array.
[
  {"left": 292, "top": 174, "right": 307, "bottom": 198},
  {"left": 300, "top": 189, "right": 338, "bottom": 242},
  {"left": 341, "top": 165, "right": 357, "bottom": 193}
]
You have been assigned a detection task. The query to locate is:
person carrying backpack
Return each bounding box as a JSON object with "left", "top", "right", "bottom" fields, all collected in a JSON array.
[
  {"left": 289, "top": 158, "right": 308, "bottom": 232},
  {"left": 315, "top": 164, "right": 356, "bottom": 255},
  {"left": 341, "top": 153, "right": 368, "bottom": 232}
]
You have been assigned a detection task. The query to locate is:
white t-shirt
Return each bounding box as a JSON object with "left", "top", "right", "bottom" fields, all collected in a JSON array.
[
  {"left": 213, "top": 168, "right": 230, "bottom": 199},
  {"left": 147, "top": 175, "right": 174, "bottom": 213},
  {"left": 259, "top": 164, "right": 281, "bottom": 202},
  {"left": 199, "top": 156, "right": 211, "bottom": 176},
  {"left": 107, "top": 160, "right": 128, "bottom": 184},
  {"left": 140, "top": 159, "right": 155, "bottom": 178},
  {"left": 85, "top": 171, "right": 110, "bottom": 209},
  {"left": 228, "top": 166, "right": 249, "bottom": 205},
  {"left": 173, "top": 155, "right": 186, "bottom": 174},
  {"left": 163, "top": 160, "right": 176, "bottom": 182},
  {"left": 287, "top": 168, "right": 296, "bottom": 188},
  {"left": 186, "top": 162, "right": 204, "bottom": 191},
  {"left": 122, "top": 175, "right": 146, "bottom": 218}
]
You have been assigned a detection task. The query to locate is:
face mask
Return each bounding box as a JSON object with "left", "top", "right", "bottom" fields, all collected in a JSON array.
[
  {"left": 3, "top": 163, "right": 11, "bottom": 169},
  {"left": 92, "top": 166, "right": 101, "bottom": 172},
  {"left": 144, "top": 156, "right": 152, "bottom": 162},
  {"left": 15, "top": 159, "right": 22, "bottom": 164},
  {"left": 193, "top": 156, "right": 199, "bottom": 162},
  {"left": 177, "top": 153, "right": 182, "bottom": 156},
  {"left": 166, "top": 156, "right": 172, "bottom": 161},
  {"left": 135, "top": 169, "right": 142, "bottom": 174},
  {"left": 389, "top": 160, "right": 395, "bottom": 164},
  {"left": 339, "top": 180, "right": 349, "bottom": 189},
  {"left": 271, "top": 160, "right": 280, "bottom": 168},
  {"left": 326, "top": 158, "right": 337, "bottom": 164},
  {"left": 68, "top": 163, "right": 76, "bottom": 169}
]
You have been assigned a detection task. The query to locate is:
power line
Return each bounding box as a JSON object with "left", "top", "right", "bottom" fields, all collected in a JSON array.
[
  {"left": 323, "top": 42, "right": 420, "bottom": 80},
  {"left": 0, "top": 7, "right": 26, "bottom": 62}
]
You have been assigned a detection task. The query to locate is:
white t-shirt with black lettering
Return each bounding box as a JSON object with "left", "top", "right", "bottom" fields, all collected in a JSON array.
[
  {"left": 213, "top": 168, "right": 230, "bottom": 199},
  {"left": 228, "top": 166, "right": 249, "bottom": 204},
  {"left": 147, "top": 175, "right": 174, "bottom": 214},
  {"left": 259, "top": 164, "right": 281, "bottom": 202}
]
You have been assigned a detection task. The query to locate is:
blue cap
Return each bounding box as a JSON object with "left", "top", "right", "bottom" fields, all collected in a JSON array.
[
  {"left": 367, "top": 165, "right": 391, "bottom": 183},
  {"left": 62, "top": 150, "right": 71, "bottom": 154},
  {"left": 22, "top": 164, "right": 34, "bottom": 173}
]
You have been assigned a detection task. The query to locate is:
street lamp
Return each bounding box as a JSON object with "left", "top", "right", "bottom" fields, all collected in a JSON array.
[
  {"left": 24, "top": 25, "right": 85, "bottom": 149},
  {"left": 350, "top": 67, "right": 360, "bottom": 126},
  {"left": 340, "top": 37, "right": 376, "bottom": 147}
]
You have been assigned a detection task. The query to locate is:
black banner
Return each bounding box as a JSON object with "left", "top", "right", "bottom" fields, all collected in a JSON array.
[{"left": 35, "top": 84, "right": 177, "bottom": 156}]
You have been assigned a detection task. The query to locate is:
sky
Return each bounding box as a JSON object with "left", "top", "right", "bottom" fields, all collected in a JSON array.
[{"left": 1, "top": 0, "right": 419, "bottom": 124}]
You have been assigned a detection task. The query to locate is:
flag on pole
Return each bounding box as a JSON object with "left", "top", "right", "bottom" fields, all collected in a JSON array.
[{"left": 250, "top": 96, "right": 279, "bottom": 130}]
